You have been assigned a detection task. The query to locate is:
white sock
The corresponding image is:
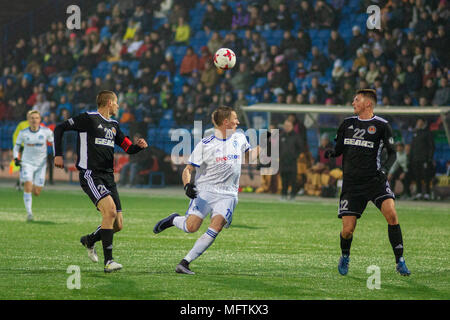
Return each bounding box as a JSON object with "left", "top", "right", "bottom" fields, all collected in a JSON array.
[
  {"left": 184, "top": 228, "right": 218, "bottom": 263},
  {"left": 23, "top": 192, "right": 32, "bottom": 215},
  {"left": 173, "top": 216, "right": 190, "bottom": 233}
]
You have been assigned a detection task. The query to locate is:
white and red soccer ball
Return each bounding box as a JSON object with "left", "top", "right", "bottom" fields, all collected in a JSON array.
[{"left": 213, "top": 48, "right": 236, "bottom": 70}]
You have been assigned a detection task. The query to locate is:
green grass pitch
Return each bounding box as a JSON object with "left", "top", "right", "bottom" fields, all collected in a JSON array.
[{"left": 0, "top": 186, "right": 449, "bottom": 300}]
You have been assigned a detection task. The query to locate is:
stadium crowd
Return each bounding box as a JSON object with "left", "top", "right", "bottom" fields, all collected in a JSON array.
[{"left": 0, "top": 0, "right": 449, "bottom": 198}]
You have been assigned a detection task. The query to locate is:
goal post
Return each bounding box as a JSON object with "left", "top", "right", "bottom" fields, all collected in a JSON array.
[{"left": 242, "top": 104, "right": 450, "bottom": 147}]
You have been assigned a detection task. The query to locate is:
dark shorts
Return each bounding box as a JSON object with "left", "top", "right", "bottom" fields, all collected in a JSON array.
[
  {"left": 79, "top": 169, "right": 122, "bottom": 212},
  {"left": 338, "top": 176, "right": 394, "bottom": 219}
]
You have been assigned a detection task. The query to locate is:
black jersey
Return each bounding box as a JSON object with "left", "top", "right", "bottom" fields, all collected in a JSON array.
[
  {"left": 334, "top": 115, "right": 396, "bottom": 185},
  {"left": 54, "top": 111, "right": 139, "bottom": 173}
]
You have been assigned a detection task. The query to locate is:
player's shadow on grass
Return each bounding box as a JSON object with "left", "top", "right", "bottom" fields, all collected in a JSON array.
[
  {"left": 230, "top": 224, "right": 265, "bottom": 230},
  {"left": 27, "top": 220, "right": 60, "bottom": 225},
  {"left": 91, "top": 274, "right": 165, "bottom": 299}
]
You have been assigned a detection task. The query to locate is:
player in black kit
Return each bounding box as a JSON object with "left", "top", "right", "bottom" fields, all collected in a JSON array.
[
  {"left": 54, "top": 91, "right": 148, "bottom": 272},
  {"left": 325, "top": 89, "right": 411, "bottom": 276}
]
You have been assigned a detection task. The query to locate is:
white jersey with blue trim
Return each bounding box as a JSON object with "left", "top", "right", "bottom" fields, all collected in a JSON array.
[
  {"left": 188, "top": 131, "right": 251, "bottom": 196},
  {"left": 14, "top": 127, "right": 54, "bottom": 167}
]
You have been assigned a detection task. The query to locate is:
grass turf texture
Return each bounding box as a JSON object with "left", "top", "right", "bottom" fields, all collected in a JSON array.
[{"left": 0, "top": 186, "right": 449, "bottom": 300}]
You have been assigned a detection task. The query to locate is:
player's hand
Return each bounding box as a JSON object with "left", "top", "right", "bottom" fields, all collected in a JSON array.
[
  {"left": 184, "top": 183, "right": 198, "bottom": 199},
  {"left": 14, "top": 158, "right": 21, "bottom": 167},
  {"left": 136, "top": 138, "right": 148, "bottom": 148},
  {"left": 324, "top": 149, "right": 335, "bottom": 159},
  {"left": 54, "top": 156, "right": 64, "bottom": 169}
]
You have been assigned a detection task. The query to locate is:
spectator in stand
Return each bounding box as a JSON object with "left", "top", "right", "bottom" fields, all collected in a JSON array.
[
  {"left": 32, "top": 93, "right": 50, "bottom": 115},
  {"left": 230, "top": 62, "right": 253, "bottom": 93},
  {"left": 232, "top": 3, "right": 250, "bottom": 30},
  {"left": 280, "top": 30, "right": 298, "bottom": 60},
  {"left": 389, "top": 79, "right": 406, "bottom": 106},
  {"left": 331, "top": 59, "right": 345, "bottom": 91},
  {"left": 119, "top": 102, "right": 135, "bottom": 124},
  {"left": 404, "top": 64, "right": 422, "bottom": 95},
  {"left": 274, "top": 3, "right": 293, "bottom": 30},
  {"left": 268, "top": 63, "right": 290, "bottom": 91},
  {"left": 260, "top": 3, "right": 277, "bottom": 30},
  {"left": 173, "top": 17, "right": 191, "bottom": 44},
  {"left": 207, "top": 32, "right": 223, "bottom": 56},
  {"left": 309, "top": 77, "right": 326, "bottom": 104},
  {"left": 56, "top": 95, "right": 73, "bottom": 120},
  {"left": 203, "top": 3, "right": 220, "bottom": 31},
  {"left": 348, "top": 26, "right": 366, "bottom": 58},
  {"left": 168, "top": 3, "right": 187, "bottom": 27},
  {"left": 313, "top": 0, "right": 335, "bottom": 29},
  {"left": 179, "top": 47, "right": 199, "bottom": 77},
  {"left": 297, "top": 0, "right": 314, "bottom": 29},
  {"left": 310, "top": 46, "right": 329, "bottom": 76},
  {"left": 432, "top": 77, "right": 450, "bottom": 106},
  {"left": 328, "top": 30, "right": 346, "bottom": 61},
  {"left": 200, "top": 61, "right": 219, "bottom": 89},
  {"left": 217, "top": 2, "right": 234, "bottom": 30},
  {"left": 197, "top": 46, "right": 212, "bottom": 72},
  {"left": 365, "top": 62, "right": 379, "bottom": 86},
  {"left": 295, "top": 29, "right": 311, "bottom": 59}
]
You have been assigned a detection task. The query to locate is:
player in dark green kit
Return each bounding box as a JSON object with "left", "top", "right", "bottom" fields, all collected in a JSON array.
[{"left": 325, "top": 89, "right": 411, "bottom": 276}]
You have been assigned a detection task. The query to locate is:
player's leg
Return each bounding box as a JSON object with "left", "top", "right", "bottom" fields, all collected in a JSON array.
[
  {"left": 176, "top": 196, "right": 236, "bottom": 275},
  {"left": 32, "top": 186, "right": 43, "bottom": 196},
  {"left": 176, "top": 215, "right": 226, "bottom": 275},
  {"left": 154, "top": 197, "right": 207, "bottom": 234},
  {"left": 378, "top": 198, "right": 410, "bottom": 275},
  {"left": 337, "top": 192, "right": 366, "bottom": 275},
  {"left": 23, "top": 181, "right": 34, "bottom": 221},
  {"left": 97, "top": 195, "right": 122, "bottom": 272},
  {"left": 20, "top": 163, "right": 35, "bottom": 221}
]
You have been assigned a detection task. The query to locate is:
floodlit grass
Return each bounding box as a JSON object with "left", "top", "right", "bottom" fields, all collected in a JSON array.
[{"left": 0, "top": 187, "right": 449, "bottom": 300}]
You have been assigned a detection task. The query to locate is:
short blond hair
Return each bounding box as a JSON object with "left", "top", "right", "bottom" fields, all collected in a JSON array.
[
  {"left": 27, "top": 110, "right": 41, "bottom": 119},
  {"left": 211, "top": 106, "right": 234, "bottom": 127},
  {"left": 96, "top": 90, "right": 116, "bottom": 107}
]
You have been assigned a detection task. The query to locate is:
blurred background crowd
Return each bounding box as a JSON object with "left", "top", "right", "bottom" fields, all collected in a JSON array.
[{"left": 0, "top": 0, "right": 449, "bottom": 199}]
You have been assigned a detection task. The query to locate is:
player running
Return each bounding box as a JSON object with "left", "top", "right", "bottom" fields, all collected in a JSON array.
[
  {"left": 325, "top": 89, "right": 411, "bottom": 276},
  {"left": 153, "top": 106, "right": 269, "bottom": 274},
  {"left": 13, "top": 110, "right": 54, "bottom": 221},
  {"left": 53, "top": 90, "right": 148, "bottom": 273}
]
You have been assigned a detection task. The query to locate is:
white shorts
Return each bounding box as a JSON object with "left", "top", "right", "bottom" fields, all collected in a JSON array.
[
  {"left": 185, "top": 190, "right": 238, "bottom": 228},
  {"left": 20, "top": 163, "right": 47, "bottom": 187}
]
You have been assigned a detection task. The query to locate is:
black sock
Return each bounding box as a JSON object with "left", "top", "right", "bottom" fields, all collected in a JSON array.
[
  {"left": 388, "top": 224, "right": 404, "bottom": 263},
  {"left": 180, "top": 259, "right": 190, "bottom": 268},
  {"left": 340, "top": 233, "right": 353, "bottom": 256},
  {"left": 87, "top": 225, "right": 101, "bottom": 246},
  {"left": 100, "top": 229, "right": 114, "bottom": 265}
]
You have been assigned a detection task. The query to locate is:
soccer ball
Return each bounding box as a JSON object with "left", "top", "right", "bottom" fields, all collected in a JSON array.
[{"left": 213, "top": 48, "right": 236, "bottom": 70}]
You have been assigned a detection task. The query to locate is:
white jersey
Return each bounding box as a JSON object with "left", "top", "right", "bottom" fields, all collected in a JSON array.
[
  {"left": 13, "top": 127, "right": 54, "bottom": 167},
  {"left": 188, "top": 131, "right": 251, "bottom": 196}
]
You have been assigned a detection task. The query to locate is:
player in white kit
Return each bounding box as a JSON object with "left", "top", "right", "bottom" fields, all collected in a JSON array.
[
  {"left": 13, "top": 110, "right": 54, "bottom": 221},
  {"left": 153, "top": 106, "right": 266, "bottom": 274}
]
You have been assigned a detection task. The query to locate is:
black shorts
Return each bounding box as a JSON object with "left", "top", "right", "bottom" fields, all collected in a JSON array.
[
  {"left": 338, "top": 176, "right": 394, "bottom": 219},
  {"left": 79, "top": 169, "right": 122, "bottom": 212}
]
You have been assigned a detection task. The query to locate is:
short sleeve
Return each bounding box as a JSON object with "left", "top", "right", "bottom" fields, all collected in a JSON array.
[
  {"left": 46, "top": 129, "right": 54, "bottom": 143},
  {"left": 15, "top": 131, "right": 24, "bottom": 146},
  {"left": 188, "top": 141, "right": 204, "bottom": 167},
  {"left": 241, "top": 133, "right": 251, "bottom": 153},
  {"left": 67, "top": 112, "right": 90, "bottom": 132}
]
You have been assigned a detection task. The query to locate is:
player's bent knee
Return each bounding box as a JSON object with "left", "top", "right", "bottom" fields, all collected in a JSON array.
[{"left": 185, "top": 221, "right": 200, "bottom": 233}]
